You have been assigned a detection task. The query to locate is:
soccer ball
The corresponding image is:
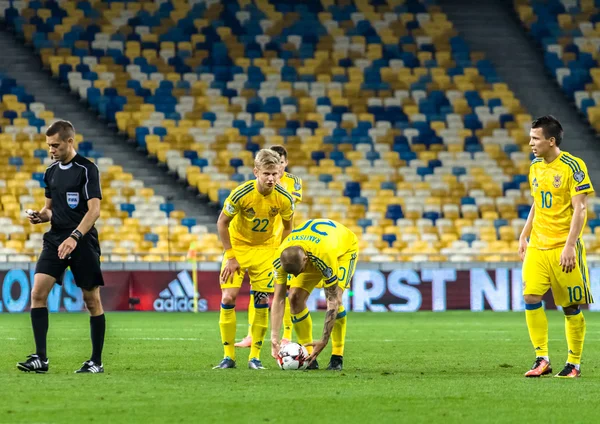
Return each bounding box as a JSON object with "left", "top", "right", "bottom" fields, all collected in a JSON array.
[{"left": 277, "top": 342, "right": 309, "bottom": 370}]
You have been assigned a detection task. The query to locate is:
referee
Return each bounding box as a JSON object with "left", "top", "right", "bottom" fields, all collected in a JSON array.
[{"left": 17, "top": 120, "right": 106, "bottom": 374}]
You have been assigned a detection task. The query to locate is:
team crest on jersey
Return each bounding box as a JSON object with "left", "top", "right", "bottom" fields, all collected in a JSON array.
[
  {"left": 66, "top": 192, "right": 79, "bottom": 209},
  {"left": 574, "top": 171, "right": 585, "bottom": 183},
  {"left": 553, "top": 174, "right": 562, "bottom": 188},
  {"left": 245, "top": 207, "right": 256, "bottom": 218},
  {"left": 269, "top": 206, "right": 280, "bottom": 217}
]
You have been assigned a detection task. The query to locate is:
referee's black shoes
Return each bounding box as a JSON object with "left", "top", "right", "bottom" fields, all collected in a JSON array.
[
  {"left": 75, "top": 360, "right": 104, "bottom": 374},
  {"left": 17, "top": 354, "right": 49, "bottom": 373}
]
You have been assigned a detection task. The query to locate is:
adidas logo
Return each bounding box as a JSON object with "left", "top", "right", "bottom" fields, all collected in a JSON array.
[{"left": 153, "top": 271, "right": 208, "bottom": 312}]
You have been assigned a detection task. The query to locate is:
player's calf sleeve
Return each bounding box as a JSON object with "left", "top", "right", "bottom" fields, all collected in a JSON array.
[
  {"left": 525, "top": 302, "right": 548, "bottom": 357},
  {"left": 250, "top": 304, "right": 269, "bottom": 359},
  {"left": 565, "top": 310, "right": 586, "bottom": 365},
  {"left": 332, "top": 305, "right": 347, "bottom": 356},
  {"left": 283, "top": 296, "right": 293, "bottom": 340},
  {"left": 219, "top": 303, "right": 236, "bottom": 359},
  {"left": 90, "top": 314, "right": 106, "bottom": 364},
  {"left": 246, "top": 292, "right": 255, "bottom": 338},
  {"left": 31, "top": 307, "right": 49, "bottom": 360},
  {"left": 291, "top": 307, "right": 313, "bottom": 354}
]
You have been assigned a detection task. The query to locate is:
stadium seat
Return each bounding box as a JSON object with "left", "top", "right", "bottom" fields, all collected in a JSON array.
[{"left": 1, "top": 0, "right": 574, "bottom": 261}]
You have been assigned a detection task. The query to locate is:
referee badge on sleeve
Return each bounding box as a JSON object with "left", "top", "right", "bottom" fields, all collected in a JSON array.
[{"left": 67, "top": 192, "right": 79, "bottom": 209}]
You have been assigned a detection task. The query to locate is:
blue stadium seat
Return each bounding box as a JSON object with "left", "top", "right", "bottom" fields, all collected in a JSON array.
[
  {"left": 159, "top": 203, "right": 175, "bottom": 216},
  {"left": 460, "top": 233, "right": 476, "bottom": 245},
  {"left": 181, "top": 218, "right": 197, "bottom": 230},
  {"left": 120, "top": 203, "right": 136, "bottom": 217},
  {"left": 382, "top": 233, "right": 397, "bottom": 247},
  {"left": 144, "top": 233, "right": 159, "bottom": 245},
  {"left": 588, "top": 219, "right": 600, "bottom": 233},
  {"left": 385, "top": 204, "right": 403, "bottom": 221}
]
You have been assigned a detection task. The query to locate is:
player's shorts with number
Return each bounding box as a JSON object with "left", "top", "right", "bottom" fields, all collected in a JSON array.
[
  {"left": 291, "top": 248, "right": 359, "bottom": 293},
  {"left": 522, "top": 240, "right": 593, "bottom": 307},
  {"left": 220, "top": 247, "right": 277, "bottom": 293}
]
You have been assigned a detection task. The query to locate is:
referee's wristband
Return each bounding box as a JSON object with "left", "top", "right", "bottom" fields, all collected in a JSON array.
[{"left": 70, "top": 229, "right": 83, "bottom": 242}]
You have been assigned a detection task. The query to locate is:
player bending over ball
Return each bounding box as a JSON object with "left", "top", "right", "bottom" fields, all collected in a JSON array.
[{"left": 270, "top": 219, "right": 358, "bottom": 370}]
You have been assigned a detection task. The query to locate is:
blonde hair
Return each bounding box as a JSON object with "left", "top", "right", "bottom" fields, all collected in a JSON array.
[{"left": 254, "top": 149, "right": 281, "bottom": 169}]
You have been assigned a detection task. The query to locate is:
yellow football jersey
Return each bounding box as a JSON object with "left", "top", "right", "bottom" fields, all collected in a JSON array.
[
  {"left": 273, "top": 172, "right": 303, "bottom": 242},
  {"left": 529, "top": 151, "right": 594, "bottom": 249},
  {"left": 273, "top": 219, "right": 358, "bottom": 287},
  {"left": 279, "top": 172, "right": 303, "bottom": 204},
  {"left": 223, "top": 180, "right": 295, "bottom": 248}
]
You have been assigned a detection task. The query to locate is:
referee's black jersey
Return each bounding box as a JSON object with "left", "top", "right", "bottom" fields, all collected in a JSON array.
[{"left": 44, "top": 153, "right": 102, "bottom": 232}]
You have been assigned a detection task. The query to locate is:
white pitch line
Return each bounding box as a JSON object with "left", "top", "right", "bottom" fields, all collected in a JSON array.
[
  {"left": 0, "top": 337, "right": 204, "bottom": 342},
  {"left": 127, "top": 337, "right": 203, "bottom": 341},
  {"left": 3, "top": 337, "right": 600, "bottom": 343}
]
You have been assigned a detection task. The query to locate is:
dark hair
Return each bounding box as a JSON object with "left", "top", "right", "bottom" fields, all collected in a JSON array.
[
  {"left": 531, "top": 115, "right": 563, "bottom": 146},
  {"left": 45, "top": 120, "right": 75, "bottom": 142},
  {"left": 270, "top": 145, "right": 288, "bottom": 160}
]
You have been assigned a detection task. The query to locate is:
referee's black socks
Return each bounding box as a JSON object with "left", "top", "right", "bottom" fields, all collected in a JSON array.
[
  {"left": 90, "top": 314, "right": 105, "bottom": 365},
  {"left": 31, "top": 307, "right": 49, "bottom": 360}
]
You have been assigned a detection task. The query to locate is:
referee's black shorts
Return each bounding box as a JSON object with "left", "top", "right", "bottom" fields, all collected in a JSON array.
[{"left": 35, "top": 229, "right": 104, "bottom": 290}]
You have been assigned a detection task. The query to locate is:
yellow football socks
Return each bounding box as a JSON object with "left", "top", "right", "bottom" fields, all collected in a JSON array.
[
  {"left": 282, "top": 297, "right": 293, "bottom": 340},
  {"left": 246, "top": 292, "right": 255, "bottom": 338},
  {"left": 292, "top": 307, "right": 313, "bottom": 354},
  {"left": 332, "top": 305, "right": 347, "bottom": 356},
  {"left": 565, "top": 310, "right": 586, "bottom": 365},
  {"left": 249, "top": 303, "right": 268, "bottom": 359},
  {"left": 525, "top": 302, "right": 548, "bottom": 358},
  {"left": 219, "top": 303, "right": 236, "bottom": 359}
]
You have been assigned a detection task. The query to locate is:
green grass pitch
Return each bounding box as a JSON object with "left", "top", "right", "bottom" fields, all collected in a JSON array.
[{"left": 0, "top": 311, "right": 599, "bottom": 423}]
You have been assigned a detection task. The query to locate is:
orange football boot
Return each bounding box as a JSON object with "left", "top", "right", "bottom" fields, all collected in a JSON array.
[{"left": 524, "top": 357, "right": 552, "bottom": 377}]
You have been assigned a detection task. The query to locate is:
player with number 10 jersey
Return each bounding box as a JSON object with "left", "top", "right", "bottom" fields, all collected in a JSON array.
[
  {"left": 524, "top": 151, "right": 594, "bottom": 308},
  {"left": 520, "top": 115, "right": 594, "bottom": 379}
]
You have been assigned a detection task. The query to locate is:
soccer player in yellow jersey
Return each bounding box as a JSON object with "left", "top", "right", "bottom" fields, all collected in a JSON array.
[
  {"left": 519, "top": 116, "right": 594, "bottom": 378},
  {"left": 236, "top": 145, "right": 303, "bottom": 348},
  {"left": 213, "top": 149, "right": 295, "bottom": 370},
  {"left": 270, "top": 219, "right": 358, "bottom": 370}
]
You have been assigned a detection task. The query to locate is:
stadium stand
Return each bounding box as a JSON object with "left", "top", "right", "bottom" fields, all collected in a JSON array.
[
  {"left": 514, "top": 0, "right": 598, "bottom": 120},
  {"left": 0, "top": 71, "right": 218, "bottom": 262},
  {"left": 2, "top": 0, "right": 599, "bottom": 262},
  {"left": 513, "top": 0, "right": 600, "bottom": 257}
]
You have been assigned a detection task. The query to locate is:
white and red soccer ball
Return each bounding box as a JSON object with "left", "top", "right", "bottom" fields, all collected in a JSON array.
[{"left": 277, "top": 342, "right": 309, "bottom": 370}]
